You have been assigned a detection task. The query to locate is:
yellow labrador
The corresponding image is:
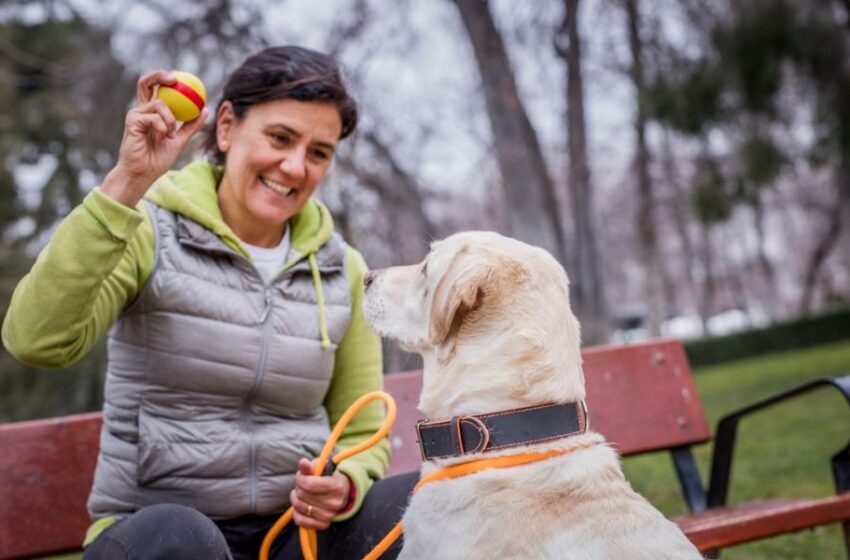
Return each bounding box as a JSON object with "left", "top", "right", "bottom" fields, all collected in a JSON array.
[{"left": 363, "top": 231, "right": 702, "bottom": 560}]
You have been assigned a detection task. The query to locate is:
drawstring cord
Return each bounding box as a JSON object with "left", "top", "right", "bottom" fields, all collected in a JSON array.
[
  {"left": 308, "top": 253, "right": 331, "bottom": 349},
  {"left": 259, "top": 392, "right": 397, "bottom": 560}
]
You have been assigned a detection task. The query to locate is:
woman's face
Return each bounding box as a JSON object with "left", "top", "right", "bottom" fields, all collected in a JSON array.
[{"left": 216, "top": 98, "right": 343, "bottom": 246}]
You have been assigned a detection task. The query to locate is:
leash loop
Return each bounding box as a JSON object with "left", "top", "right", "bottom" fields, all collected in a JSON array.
[{"left": 259, "top": 391, "right": 397, "bottom": 560}]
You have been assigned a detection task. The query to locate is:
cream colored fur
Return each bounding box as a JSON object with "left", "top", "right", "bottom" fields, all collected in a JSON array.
[{"left": 363, "top": 231, "right": 703, "bottom": 560}]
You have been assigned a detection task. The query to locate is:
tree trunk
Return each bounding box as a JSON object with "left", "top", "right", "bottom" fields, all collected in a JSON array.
[
  {"left": 840, "top": 0, "right": 850, "bottom": 35},
  {"left": 698, "top": 224, "right": 715, "bottom": 334},
  {"left": 336, "top": 131, "right": 436, "bottom": 267},
  {"left": 829, "top": 0, "right": 850, "bottom": 289},
  {"left": 556, "top": 0, "right": 608, "bottom": 344},
  {"left": 660, "top": 129, "right": 698, "bottom": 315},
  {"left": 751, "top": 197, "right": 779, "bottom": 319},
  {"left": 800, "top": 175, "right": 844, "bottom": 314},
  {"left": 625, "top": 0, "right": 664, "bottom": 336},
  {"left": 451, "top": 0, "right": 568, "bottom": 266}
]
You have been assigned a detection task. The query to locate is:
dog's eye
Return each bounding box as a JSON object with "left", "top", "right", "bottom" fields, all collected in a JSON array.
[{"left": 420, "top": 261, "right": 428, "bottom": 276}]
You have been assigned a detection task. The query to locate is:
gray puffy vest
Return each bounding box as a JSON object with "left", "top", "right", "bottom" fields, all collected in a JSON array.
[{"left": 87, "top": 203, "right": 353, "bottom": 519}]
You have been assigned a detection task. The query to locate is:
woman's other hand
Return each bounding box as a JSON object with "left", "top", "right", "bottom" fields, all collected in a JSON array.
[
  {"left": 290, "top": 458, "right": 352, "bottom": 530},
  {"left": 101, "top": 70, "right": 208, "bottom": 208}
]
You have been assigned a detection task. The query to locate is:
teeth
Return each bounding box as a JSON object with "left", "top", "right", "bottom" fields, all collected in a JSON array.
[{"left": 261, "top": 177, "right": 293, "bottom": 196}]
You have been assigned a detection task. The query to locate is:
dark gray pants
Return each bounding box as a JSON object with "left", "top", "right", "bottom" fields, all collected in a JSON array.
[{"left": 83, "top": 472, "right": 417, "bottom": 560}]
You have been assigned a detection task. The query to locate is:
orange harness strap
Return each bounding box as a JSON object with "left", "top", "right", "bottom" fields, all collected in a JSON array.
[
  {"left": 363, "top": 441, "right": 599, "bottom": 560},
  {"left": 259, "top": 391, "right": 397, "bottom": 560}
]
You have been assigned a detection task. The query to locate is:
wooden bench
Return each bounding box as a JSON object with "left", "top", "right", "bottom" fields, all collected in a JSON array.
[{"left": 2, "top": 338, "right": 849, "bottom": 559}]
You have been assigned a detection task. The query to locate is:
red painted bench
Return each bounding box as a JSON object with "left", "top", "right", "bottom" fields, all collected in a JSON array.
[{"left": 2, "top": 339, "right": 849, "bottom": 559}]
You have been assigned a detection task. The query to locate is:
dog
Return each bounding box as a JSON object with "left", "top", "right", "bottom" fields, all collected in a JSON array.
[{"left": 363, "top": 231, "right": 703, "bottom": 560}]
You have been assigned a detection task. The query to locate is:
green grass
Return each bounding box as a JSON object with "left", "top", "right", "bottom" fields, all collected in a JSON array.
[{"left": 623, "top": 339, "right": 850, "bottom": 559}]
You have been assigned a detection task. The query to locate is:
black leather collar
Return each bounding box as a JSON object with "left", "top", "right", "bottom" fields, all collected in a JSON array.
[{"left": 415, "top": 401, "right": 589, "bottom": 461}]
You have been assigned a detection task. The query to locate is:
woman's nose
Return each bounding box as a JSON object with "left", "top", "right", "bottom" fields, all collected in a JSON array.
[{"left": 279, "top": 150, "right": 307, "bottom": 181}]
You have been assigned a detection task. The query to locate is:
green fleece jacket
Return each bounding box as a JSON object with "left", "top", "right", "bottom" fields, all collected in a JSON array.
[{"left": 2, "top": 160, "right": 388, "bottom": 537}]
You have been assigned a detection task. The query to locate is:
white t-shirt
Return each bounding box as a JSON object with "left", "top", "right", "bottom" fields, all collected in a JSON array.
[{"left": 243, "top": 225, "right": 291, "bottom": 282}]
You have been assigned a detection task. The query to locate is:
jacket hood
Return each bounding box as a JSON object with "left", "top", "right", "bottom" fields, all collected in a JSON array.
[{"left": 144, "top": 160, "right": 335, "bottom": 262}]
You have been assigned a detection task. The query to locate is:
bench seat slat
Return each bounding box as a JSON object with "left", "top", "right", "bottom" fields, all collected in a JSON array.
[{"left": 674, "top": 495, "right": 850, "bottom": 551}]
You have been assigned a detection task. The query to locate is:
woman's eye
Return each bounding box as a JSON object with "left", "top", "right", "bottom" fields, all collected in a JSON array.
[
  {"left": 311, "top": 149, "right": 331, "bottom": 161},
  {"left": 270, "top": 133, "right": 291, "bottom": 145}
]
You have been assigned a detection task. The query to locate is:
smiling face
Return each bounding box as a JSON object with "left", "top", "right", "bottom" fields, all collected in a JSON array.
[{"left": 215, "top": 98, "right": 342, "bottom": 247}]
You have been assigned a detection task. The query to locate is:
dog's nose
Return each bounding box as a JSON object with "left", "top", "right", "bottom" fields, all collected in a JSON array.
[{"left": 364, "top": 270, "right": 379, "bottom": 288}]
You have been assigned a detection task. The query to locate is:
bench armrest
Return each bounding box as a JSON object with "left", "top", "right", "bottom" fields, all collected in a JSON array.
[{"left": 707, "top": 374, "right": 850, "bottom": 509}]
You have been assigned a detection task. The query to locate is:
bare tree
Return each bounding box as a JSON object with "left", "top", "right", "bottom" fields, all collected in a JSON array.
[
  {"left": 659, "top": 129, "right": 699, "bottom": 316},
  {"left": 697, "top": 224, "right": 716, "bottom": 332},
  {"left": 799, "top": 183, "right": 844, "bottom": 314},
  {"left": 336, "top": 131, "right": 435, "bottom": 267},
  {"left": 555, "top": 0, "right": 608, "bottom": 344},
  {"left": 836, "top": 0, "right": 850, "bottom": 272},
  {"left": 450, "top": 0, "right": 568, "bottom": 266},
  {"left": 749, "top": 193, "right": 780, "bottom": 318},
  {"left": 623, "top": 0, "right": 665, "bottom": 336}
]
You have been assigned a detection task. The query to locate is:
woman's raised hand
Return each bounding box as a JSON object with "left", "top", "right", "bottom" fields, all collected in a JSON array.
[{"left": 101, "top": 71, "right": 208, "bottom": 208}]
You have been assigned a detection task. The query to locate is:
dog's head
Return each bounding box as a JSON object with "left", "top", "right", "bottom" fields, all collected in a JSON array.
[{"left": 363, "top": 231, "right": 584, "bottom": 417}]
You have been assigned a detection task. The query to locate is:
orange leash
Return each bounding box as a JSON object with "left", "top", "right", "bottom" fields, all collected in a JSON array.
[
  {"left": 363, "top": 440, "right": 599, "bottom": 560},
  {"left": 259, "top": 391, "right": 397, "bottom": 560}
]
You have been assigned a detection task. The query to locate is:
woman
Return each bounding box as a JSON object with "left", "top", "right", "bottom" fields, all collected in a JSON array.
[{"left": 2, "top": 46, "right": 413, "bottom": 560}]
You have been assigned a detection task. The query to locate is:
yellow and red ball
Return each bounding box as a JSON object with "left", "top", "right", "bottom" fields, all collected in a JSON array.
[{"left": 156, "top": 71, "right": 207, "bottom": 122}]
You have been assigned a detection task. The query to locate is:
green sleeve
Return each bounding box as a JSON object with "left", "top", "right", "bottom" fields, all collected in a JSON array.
[
  {"left": 324, "top": 247, "right": 390, "bottom": 521},
  {"left": 1, "top": 188, "right": 156, "bottom": 367}
]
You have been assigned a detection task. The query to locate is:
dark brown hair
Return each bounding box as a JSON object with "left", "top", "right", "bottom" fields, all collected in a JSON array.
[{"left": 202, "top": 46, "right": 358, "bottom": 164}]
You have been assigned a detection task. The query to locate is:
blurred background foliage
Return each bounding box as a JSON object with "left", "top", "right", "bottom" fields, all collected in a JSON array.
[{"left": 2, "top": 0, "right": 850, "bottom": 422}]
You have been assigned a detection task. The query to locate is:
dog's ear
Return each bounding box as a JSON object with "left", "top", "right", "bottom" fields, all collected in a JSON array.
[{"left": 428, "top": 248, "right": 488, "bottom": 347}]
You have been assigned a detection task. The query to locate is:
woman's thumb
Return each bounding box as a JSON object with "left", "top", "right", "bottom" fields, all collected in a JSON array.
[
  {"left": 298, "top": 458, "right": 316, "bottom": 476},
  {"left": 176, "top": 108, "right": 209, "bottom": 143}
]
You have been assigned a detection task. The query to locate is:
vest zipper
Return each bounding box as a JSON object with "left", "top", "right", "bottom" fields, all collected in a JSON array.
[
  {"left": 247, "top": 285, "right": 274, "bottom": 512},
  {"left": 258, "top": 288, "right": 273, "bottom": 323}
]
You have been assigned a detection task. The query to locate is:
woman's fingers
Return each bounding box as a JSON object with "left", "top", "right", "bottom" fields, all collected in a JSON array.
[
  {"left": 175, "top": 107, "right": 209, "bottom": 142},
  {"left": 136, "top": 70, "right": 175, "bottom": 104},
  {"left": 298, "top": 457, "right": 315, "bottom": 476},
  {"left": 295, "top": 459, "right": 347, "bottom": 500},
  {"left": 289, "top": 458, "right": 352, "bottom": 530},
  {"left": 293, "top": 484, "right": 345, "bottom": 509},
  {"left": 147, "top": 100, "right": 178, "bottom": 137},
  {"left": 126, "top": 100, "right": 205, "bottom": 147},
  {"left": 129, "top": 100, "right": 177, "bottom": 135},
  {"left": 290, "top": 489, "right": 334, "bottom": 530},
  {"left": 126, "top": 111, "right": 170, "bottom": 139}
]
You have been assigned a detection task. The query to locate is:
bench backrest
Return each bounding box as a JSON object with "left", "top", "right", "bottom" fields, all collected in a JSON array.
[
  {"left": 385, "top": 338, "right": 711, "bottom": 474},
  {"left": 0, "top": 411, "right": 101, "bottom": 559},
  {"left": 0, "top": 338, "right": 709, "bottom": 559}
]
